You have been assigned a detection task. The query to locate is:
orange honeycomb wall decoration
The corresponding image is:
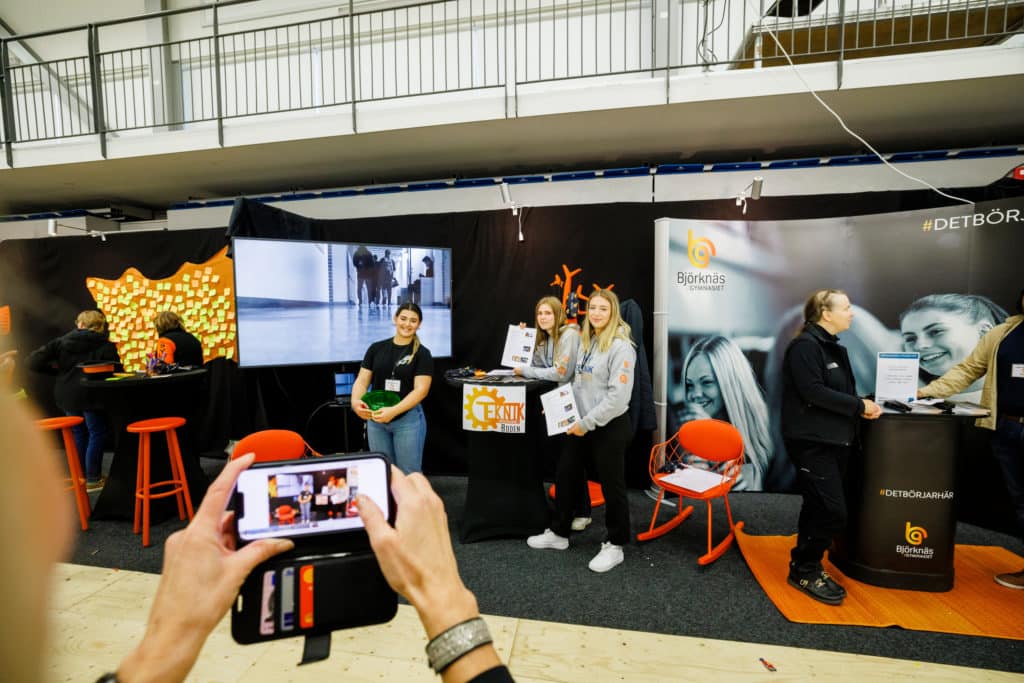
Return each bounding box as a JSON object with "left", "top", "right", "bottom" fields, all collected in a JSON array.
[{"left": 86, "top": 246, "right": 236, "bottom": 372}]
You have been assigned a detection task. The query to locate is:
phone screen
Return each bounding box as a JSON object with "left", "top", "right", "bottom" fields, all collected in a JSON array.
[{"left": 234, "top": 455, "right": 389, "bottom": 542}]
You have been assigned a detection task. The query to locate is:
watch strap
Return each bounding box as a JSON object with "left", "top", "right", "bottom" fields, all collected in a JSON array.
[{"left": 425, "top": 617, "right": 493, "bottom": 673}]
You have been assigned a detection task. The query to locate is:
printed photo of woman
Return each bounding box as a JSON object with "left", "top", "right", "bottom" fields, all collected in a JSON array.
[
  {"left": 900, "top": 293, "right": 1008, "bottom": 402},
  {"left": 671, "top": 336, "right": 772, "bottom": 491}
]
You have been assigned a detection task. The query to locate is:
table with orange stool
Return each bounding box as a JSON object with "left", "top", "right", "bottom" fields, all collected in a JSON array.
[{"left": 83, "top": 369, "right": 209, "bottom": 522}]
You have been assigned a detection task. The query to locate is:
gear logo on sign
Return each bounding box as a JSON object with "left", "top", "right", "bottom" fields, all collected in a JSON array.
[{"left": 463, "top": 386, "right": 525, "bottom": 432}]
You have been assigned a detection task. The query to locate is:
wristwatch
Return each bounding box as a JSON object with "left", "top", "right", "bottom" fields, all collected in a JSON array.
[{"left": 425, "top": 617, "right": 493, "bottom": 673}]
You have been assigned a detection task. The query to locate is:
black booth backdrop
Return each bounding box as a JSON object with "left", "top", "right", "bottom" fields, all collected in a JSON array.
[{"left": 2, "top": 179, "right": 1022, "bottom": 504}]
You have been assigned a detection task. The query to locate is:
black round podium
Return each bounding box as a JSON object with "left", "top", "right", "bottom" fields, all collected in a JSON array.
[
  {"left": 445, "top": 376, "right": 554, "bottom": 543},
  {"left": 832, "top": 412, "right": 967, "bottom": 592}
]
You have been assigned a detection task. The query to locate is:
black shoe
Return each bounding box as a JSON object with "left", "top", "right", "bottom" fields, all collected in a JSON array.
[
  {"left": 787, "top": 573, "right": 844, "bottom": 605},
  {"left": 819, "top": 570, "right": 846, "bottom": 599}
]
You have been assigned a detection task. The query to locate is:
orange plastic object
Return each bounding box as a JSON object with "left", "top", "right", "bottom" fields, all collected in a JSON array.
[
  {"left": 547, "top": 480, "right": 606, "bottom": 507},
  {"left": 231, "top": 429, "right": 314, "bottom": 462},
  {"left": 637, "top": 418, "right": 745, "bottom": 565},
  {"left": 127, "top": 416, "right": 194, "bottom": 547},
  {"left": 36, "top": 416, "right": 90, "bottom": 531}
]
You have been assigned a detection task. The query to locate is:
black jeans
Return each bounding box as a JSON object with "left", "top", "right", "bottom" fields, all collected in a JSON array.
[
  {"left": 553, "top": 413, "right": 632, "bottom": 545},
  {"left": 786, "top": 439, "right": 852, "bottom": 575}
]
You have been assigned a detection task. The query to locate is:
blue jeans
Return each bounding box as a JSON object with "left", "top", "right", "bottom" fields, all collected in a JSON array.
[
  {"left": 69, "top": 410, "right": 109, "bottom": 482},
  {"left": 991, "top": 416, "right": 1024, "bottom": 543},
  {"left": 367, "top": 405, "right": 426, "bottom": 474}
]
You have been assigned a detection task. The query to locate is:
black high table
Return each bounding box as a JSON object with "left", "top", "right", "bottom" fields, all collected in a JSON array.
[
  {"left": 445, "top": 376, "right": 554, "bottom": 543},
  {"left": 84, "top": 369, "right": 210, "bottom": 522},
  {"left": 832, "top": 411, "right": 972, "bottom": 592}
]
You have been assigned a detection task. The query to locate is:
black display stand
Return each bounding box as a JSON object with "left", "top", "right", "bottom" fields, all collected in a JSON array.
[
  {"left": 85, "top": 369, "right": 210, "bottom": 522},
  {"left": 446, "top": 377, "right": 554, "bottom": 543},
  {"left": 832, "top": 412, "right": 968, "bottom": 592}
]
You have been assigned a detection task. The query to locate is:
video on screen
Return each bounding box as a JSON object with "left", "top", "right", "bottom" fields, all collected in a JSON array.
[
  {"left": 235, "top": 458, "right": 388, "bottom": 540},
  {"left": 233, "top": 237, "right": 452, "bottom": 368}
]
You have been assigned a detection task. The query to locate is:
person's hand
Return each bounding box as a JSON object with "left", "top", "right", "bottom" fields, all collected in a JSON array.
[
  {"left": 861, "top": 398, "right": 883, "bottom": 419},
  {"left": 675, "top": 401, "right": 712, "bottom": 423},
  {"left": 372, "top": 405, "right": 399, "bottom": 423},
  {"left": 117, "top": 454, "right": 293, "bottom": 683},
  {"left": 358, "top": 468, "right": 477, "bottom": 637},
  {"left": 517, "top": 322, "right": 527, "bottom": 329},
  {"left": 353, "top": 398, "right": 373, "bottom": 420},
  {"left": 567, "top": 423, "right": 586, "bottom": 437},
  {"left": 513, "top": 366, "right": 523, "bottom": 376}
]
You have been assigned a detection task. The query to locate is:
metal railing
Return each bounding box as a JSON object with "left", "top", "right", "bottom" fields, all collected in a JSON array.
[{"left": 1, "top": 0, "right": 1020, "bottom": 154}]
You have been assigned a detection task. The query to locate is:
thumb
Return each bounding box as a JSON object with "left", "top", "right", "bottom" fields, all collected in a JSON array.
[{"left": 357, "top": 494, "right": 390, "bottom": 544}]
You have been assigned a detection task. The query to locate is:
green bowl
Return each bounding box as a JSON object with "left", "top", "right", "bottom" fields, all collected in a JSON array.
[{"left": 361, "top": 389, "right": 401, "bottom": 410}]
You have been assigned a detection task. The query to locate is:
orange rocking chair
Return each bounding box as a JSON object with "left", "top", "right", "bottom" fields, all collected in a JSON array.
[{"left": 637, "top": 418, "right": 745, "bottom": 565}]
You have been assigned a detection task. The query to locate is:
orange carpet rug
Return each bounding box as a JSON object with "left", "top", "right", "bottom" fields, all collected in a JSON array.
[{"left": 735, "top": 528, "right": 1024, "bottom": 639}]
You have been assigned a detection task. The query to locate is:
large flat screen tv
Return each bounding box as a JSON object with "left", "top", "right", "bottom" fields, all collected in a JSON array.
[{"left": 232, "top": 237, "right": 452, "bottom": 368}]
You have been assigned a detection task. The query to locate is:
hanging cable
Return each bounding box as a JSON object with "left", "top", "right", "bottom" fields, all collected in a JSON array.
[{"left": 744, "top": 0, "right": 973, "bottom": 205}]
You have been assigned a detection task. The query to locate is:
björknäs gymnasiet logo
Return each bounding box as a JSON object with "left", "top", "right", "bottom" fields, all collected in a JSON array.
[
  {"left": 677, "top": 229, "right": 726, "bottom": 292},
  {"left": 687, "top": 230, "right": 716, "bottom": 268},
  {"left": 920, "top": 207, "right": 1022, "bottom": 232},
  {"left": 895, "top": 521, "right": 934, "bottom": 559},
  {"left": 904, "top": 522, "right": 927, "bottom": 545}
]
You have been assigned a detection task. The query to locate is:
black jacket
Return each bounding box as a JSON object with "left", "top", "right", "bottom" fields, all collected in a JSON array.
[
  {"left": 161, "top": 328, "right": 204, "bottom": 367},
  {"left": 28, "top": 328, "right": 120, "bottom": 412},
  {"left": 781, "top": 323, "right": 862, "bottom": 446},
  {"left": 620, "top": 299, "right": 657, "bottom": 433}
]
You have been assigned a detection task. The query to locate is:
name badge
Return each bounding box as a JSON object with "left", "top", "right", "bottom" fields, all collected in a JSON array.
[
  {"left": 826, "top": 362, "right": 839, "bottom": 370},
  {"left": 1012, "top": 364, "right": 1024, "bottom": 379},
  {"left": 385, "top": 378, "right": 401, "bottom": 393}
]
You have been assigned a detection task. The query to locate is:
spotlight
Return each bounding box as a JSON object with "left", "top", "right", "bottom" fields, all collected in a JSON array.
[
  {"left": 47, "top": 219, "right": 57, "bottom": 236},
  {"left": 500, "top": 182, "right": 511, "bottom": 205},
  {"left": 750, "top": 177, "right": 763, "bottom": 200}
]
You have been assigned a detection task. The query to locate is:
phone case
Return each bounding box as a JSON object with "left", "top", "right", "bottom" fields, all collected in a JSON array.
[{"left": 232, "top": 551, "right": 397, "bottom": 645}]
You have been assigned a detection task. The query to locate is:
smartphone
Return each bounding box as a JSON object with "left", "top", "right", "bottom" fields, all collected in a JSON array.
[{"left": 232, "top": 453, "right": 391, "bottom": 544}]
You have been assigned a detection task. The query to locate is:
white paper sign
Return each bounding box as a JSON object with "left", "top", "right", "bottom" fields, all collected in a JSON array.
[
  {"left": 539, "top": 384, "right": 580, "bottom": 436},
  {"left": 875, "top": 352, "right": 920, "bottom": 402},
  {"left": 501, "top": 325, "right": 536, "bottom": 368},
  {"left": 462, "top": 384, "right": 526, "bottom": 433},
  {"left": 661, "top": 467, "right": 726, "bottom": 493}
]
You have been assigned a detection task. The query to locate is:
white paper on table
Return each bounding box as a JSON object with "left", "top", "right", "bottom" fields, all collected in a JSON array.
[
  {"left": 539, "top": 384, "right": 580, "bottom": 436},
  {"left": 486, "top": 369, "right": 516, "bottom": 376},
  {"left": 952, "top": 402, "right": 990, "bottom": 416},
  {"left": 501, "top": 324, "right": 536, "bottom": 368},
  {"left": 875, "top": 352, "right": 920, "bottom": 402},
  {"left": 660, "top": 467, "right": 726, "bottom": 493}
]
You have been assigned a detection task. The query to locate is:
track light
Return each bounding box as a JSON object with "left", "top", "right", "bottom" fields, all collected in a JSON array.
[
  {"left": 500, "top": 182, "right": 511, "bottom": 205},
  {"left": 735, "top": 176, "right": 765, "bottom": 214}
]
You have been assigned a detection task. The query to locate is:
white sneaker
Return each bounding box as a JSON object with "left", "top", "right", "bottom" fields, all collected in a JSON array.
[
  {"left": 571, "top": 517, "right": 592, "bottom": 531},
  {"left": 588, "top": 542, "right": 624, "bottom": 573},
  {"left": 527, "top": 528, "right": 569, "bottom": 550}
]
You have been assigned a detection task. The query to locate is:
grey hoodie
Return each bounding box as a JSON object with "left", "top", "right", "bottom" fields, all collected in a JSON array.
[
  {"left": 572, "top": 333, "right": 636, "bottom": 433},
  {"left": 521, "top": 324, "right": 579, "bottom": 383}
]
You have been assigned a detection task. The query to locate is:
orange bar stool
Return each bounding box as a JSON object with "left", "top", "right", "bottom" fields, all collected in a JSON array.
[
  {"left": 127, "top": 416, "right": 194, "bottom": 547},
  {"left": 35, "top": 416, "right": 90, "bottom": 531}
]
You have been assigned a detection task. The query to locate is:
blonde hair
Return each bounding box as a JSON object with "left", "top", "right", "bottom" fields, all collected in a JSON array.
[
  {"left": 75, "top": 310, "right": 106, "bottom": 333},
  {"left": 534, "top": 296, "right": 568, "bottom": 352},
  {"left": 581, "top": 289, "right": 632, "bottom": 353},
  {"left": 153, "top": 311, "right": 186, "bottom": 335},
  {"left": 802, "top": 289, "right": 847, "bottom": 326}
]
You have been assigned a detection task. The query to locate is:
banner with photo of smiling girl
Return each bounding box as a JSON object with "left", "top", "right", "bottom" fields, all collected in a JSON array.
[{"left": 653, "top": 197, "right": 1024, "bottom": 494}]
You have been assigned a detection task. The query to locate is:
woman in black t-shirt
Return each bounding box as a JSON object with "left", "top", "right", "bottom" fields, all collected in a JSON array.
[{"left": 352, "top": 303, "right": 434, "bottom": 473}]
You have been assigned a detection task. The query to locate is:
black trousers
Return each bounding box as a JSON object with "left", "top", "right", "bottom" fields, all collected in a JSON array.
[
  {"left": 553, "top": 413, "right": 632, "bottom": 545},
  {"left": 786, "top": 439, "right": 852, "bottom": 574}
]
